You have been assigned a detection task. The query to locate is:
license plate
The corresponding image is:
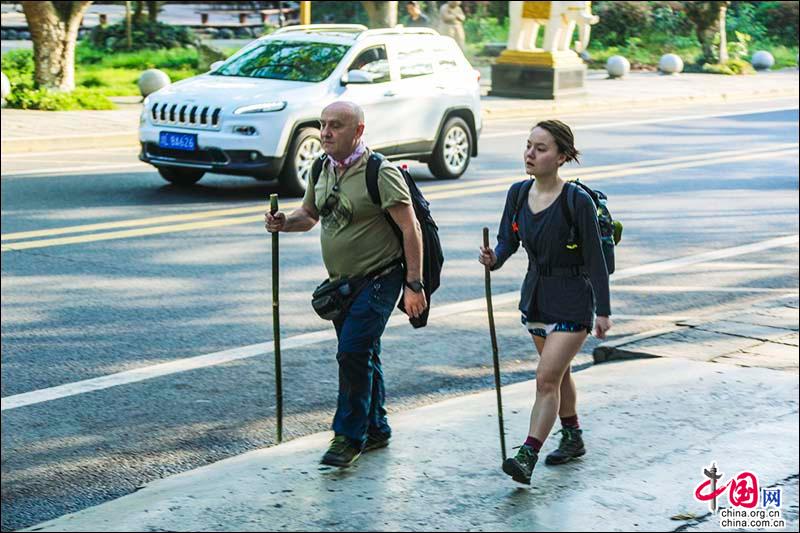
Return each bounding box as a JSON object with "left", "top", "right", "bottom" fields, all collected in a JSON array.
[{"left": 159, "top": 131, "right": 197, "bottom": 151}]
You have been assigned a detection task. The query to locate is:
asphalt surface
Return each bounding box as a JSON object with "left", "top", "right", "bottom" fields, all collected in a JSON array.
[{"left": 2, "top": 99, "right": 799, "bottom": 531}]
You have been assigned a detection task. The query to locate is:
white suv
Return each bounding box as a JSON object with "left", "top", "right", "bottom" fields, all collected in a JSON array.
[{"left": 139, "top": 24, "right": 482, "bottom": 196}]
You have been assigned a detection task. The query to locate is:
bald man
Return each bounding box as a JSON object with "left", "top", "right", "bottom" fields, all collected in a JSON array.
[{"left": 265, "top": 101, "right": 426, "bottom": 467}]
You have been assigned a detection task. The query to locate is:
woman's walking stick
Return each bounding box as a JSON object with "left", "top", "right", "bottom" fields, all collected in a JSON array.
[
  {"left": 483, "top": 227, "right": 506, "bottom": 461},
  {"left": 270, "top": 194, "right": 283, "bottom": 443}
]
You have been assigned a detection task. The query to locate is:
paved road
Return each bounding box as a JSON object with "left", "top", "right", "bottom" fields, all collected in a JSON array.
[{"left": 2, "top": 100, "right": 798, "bottom": 531}]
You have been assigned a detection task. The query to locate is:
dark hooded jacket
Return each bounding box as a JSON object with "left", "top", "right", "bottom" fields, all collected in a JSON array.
[{"left": 493, "top": 179, "right": 611, "bottom": 326}]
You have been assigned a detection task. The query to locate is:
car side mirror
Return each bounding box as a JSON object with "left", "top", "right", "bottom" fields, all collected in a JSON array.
[
  {"left": 341, "top": 69, "right": 375, "bottom": 85},
  {"left": 210, "top": 61, "right": 225, "bottom": 72}
]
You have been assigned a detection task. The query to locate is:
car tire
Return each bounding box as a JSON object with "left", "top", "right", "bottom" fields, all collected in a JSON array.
[
  {"left": 281, "top": 127, "right": 322, "bottom": 197},
  {"left": 427, "top": 116, "right": 472, "bottom": 180},
  {"left": 157, "top": 167, "right": 205, "bottom": 186}
]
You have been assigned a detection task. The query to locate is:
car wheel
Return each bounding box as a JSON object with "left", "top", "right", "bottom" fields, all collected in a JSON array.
[
  {"left": 281, "top": 127, "right": 322, "bottom": 197},
  {"left": 157, "top": 167, "right": 205, "bottom": 186},
  {"left": 427, "top": 116, "right": 471, "bottom": 180}
]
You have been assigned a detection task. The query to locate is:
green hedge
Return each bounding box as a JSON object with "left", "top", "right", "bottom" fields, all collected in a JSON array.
[
  {"left": 1, "top": 43, "right": 208, "bottom": 110},
  {"left": 88, "top": 21, "right": 196, "bottom": 53},
  {"left": 5, "top": 86, "right": 115, "bottom": 111},
  {"left": 464, "top": 16, "right": 508, "bottom": 44},
  {"left": 592, "top": 1, "right": 799, "bottom": 48},
  {"left": 702, "top": 58, "right": 756, "bottom": 75}
]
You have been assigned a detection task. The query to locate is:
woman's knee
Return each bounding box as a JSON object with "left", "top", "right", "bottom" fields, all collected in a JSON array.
[{"left": 536, "top": 372, "right": 561, "bottom": 395}]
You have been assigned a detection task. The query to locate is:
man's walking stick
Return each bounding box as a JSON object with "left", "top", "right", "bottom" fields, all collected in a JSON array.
[
  {"left": 483, "top": 227, "right": 506, "bottom": 461},
  {"left": 270, "top": 194, "right": 283, "bottom": 443}
]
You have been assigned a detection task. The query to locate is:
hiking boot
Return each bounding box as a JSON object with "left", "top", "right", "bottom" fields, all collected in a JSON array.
[
  {"left": 502, "top": 445, "right": 538, "bottom": 485},
  {"left": 545, "top": 427, "right": 586, "bottom": 465},
  {"left": 321, "top": 435, "right": 362, "bottom": 467},
  {"left": 363, "top": 432, "right": 390, "bottom": 452}
]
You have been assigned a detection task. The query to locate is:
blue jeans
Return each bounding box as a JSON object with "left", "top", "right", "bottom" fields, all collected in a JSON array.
[{"left": 332, "top": 266, "right": 403, "bottom": 450}]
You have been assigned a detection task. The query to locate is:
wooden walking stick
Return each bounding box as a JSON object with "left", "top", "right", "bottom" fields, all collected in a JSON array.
[
  {"left": 483, "top": 227, "right": 506, "bottom": 461},
  {"left": 270, "top": 194, "right": 283, "bottom": 443}
]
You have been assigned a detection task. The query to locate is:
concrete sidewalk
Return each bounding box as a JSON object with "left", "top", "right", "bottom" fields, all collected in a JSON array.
[
  {"left": 17, "top": 292, "right": 798, "bottom": 532},
  {"left": 21, "top": 353, "right": 798, "bottom": 532},
  {"left": 2, "top": 68, "right": 797, "bottom": 154},
  {"left": 594, "top": 293, "right": 799, "bottom": 373}
]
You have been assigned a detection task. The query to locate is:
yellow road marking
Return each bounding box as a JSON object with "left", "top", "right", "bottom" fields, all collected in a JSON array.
[
  {"left": 2, "top": 201, "right": 302, "bottom": 241},
  {"left": 3, "top": 142, "right": 796, "bottom": 243},
  {"left": 2, "top": 145, "right": 797, "bottom": 252}
]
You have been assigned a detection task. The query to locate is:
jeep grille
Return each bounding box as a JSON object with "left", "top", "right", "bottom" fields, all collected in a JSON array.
[{"left": 150, "top": 102, "right": 223, "bottom": 130}]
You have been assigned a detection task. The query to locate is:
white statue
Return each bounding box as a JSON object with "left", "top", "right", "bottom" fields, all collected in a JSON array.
[{"left": 507, "top": 1, "right": 599, "bottom": 54}]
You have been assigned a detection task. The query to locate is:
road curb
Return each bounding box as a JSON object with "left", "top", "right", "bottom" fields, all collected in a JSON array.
[
  {"left": 480, "top": 87, "right": 799, "bottom": 121},
  {"left": 592, "top": 325, "right": 685, "bottom": 364},
  {"left": 1, "top": 132, "right": 139, "bottom": 154}
]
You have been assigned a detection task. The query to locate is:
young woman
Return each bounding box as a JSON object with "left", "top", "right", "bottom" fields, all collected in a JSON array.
[{"left": 478, "top": 120, "right": 612, "bottom": 485}]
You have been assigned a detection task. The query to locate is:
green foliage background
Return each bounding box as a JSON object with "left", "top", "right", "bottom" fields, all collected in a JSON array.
[{"left": 2, "top": 2, "right": 798, "bottom": 110}]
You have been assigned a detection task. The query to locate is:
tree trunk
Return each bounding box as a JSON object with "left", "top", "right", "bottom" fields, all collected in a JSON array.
[
  {"left": 125, "top": 1, "right": 133, "bottom": 49},
  {"left": 698, "top": 27, "right": 715, "bottom": 63},
  {"left": 361, "top": 1, "right": 398, "bottom": 28},
  {"left": 682, "top": 1, "right": 731, "bottom": 64},
  {"left": 146, "top": 1, "right": 160, "bottom": 24},
  {"left": 718, "top": 4, "right": 729, "bottom": 63},
  {"left": 21, "top": 1, "right": 93, "bottom": 92},
  {"left": 133, "top": 1, "right": 144, "bottom": 25}
]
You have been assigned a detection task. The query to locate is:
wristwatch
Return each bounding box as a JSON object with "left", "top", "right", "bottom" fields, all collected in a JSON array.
[{"left": 405, "top": 279, "right": 425, "bottom": 293}]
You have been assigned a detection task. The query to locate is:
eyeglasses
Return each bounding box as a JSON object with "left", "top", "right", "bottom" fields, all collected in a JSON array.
[{"left": 320, "top": 192, "right": 339, "bottom": 217}]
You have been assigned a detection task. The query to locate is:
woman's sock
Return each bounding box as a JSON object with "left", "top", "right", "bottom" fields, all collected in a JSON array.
[
  {"left": 560, "top": 414, "right": 580, "bottom": 429},
  {"left": 523, "top": 436, "right": 543, "bottom": 452}
]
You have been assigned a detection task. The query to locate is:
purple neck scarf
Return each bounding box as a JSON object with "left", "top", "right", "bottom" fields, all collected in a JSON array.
[{"left": 329, "top": 140, "right": 366, "bottom": 170}]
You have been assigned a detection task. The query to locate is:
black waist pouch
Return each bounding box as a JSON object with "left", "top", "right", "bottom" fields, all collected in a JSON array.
[{"left": 311, "top": 277, "right": 368, "bottom": 322}]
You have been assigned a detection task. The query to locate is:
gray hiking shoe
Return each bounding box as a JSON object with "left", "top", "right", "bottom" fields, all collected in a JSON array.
[
  {"left": 545, "top": 427, "right": 586, "bottom": 465},
  {"left": 502, "top": 445, "right": 538, "bottom": 485}
]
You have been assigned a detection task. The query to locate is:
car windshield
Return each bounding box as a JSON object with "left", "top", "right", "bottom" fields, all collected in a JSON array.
[{"left": 212, "top": 40, "right": 350, "bottom": 82}]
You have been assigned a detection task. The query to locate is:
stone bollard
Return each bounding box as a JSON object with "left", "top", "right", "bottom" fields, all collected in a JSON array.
[
  {"left": 658, "top": 53, "right": 684, "bottom": 75},
  {"left": 1, "top": 71, "right": 11, "bottom": 106},
  {"left": 606, "top": 55, "right": 630, "bottom": 78},
  {"left": 751, "top": 51, "right": 775, "bottom": 71},
  {"left": 137, "top": 69, "right": 171, "bottom": 98}
]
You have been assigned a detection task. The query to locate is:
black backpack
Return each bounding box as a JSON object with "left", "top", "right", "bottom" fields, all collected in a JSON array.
[
  {"left": 312, "top": 153, "right": 444, "bottom": 328},
  {"left": 511, "top": 179, "right": 622, "bottom": 274}
]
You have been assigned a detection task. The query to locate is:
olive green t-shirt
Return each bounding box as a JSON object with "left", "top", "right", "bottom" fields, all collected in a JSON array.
[{"left": 302, "top": 150, "right": 412, "bottom": 281}]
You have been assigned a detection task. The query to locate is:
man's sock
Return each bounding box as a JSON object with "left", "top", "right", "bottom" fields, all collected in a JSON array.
[
  {"left": 523, "top": 436, "right": 543, "bottom": 453},
  {"left": 560, "top": 414, "right": 580, "bottom": 429}
]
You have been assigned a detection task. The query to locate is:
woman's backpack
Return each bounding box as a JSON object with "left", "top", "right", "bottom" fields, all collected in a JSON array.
[
  {"left": 510, "top": 179, "right": 622, "bottom": 274},
  {"left": 561, "top": 180, "right": 622, "bottom": 275}
]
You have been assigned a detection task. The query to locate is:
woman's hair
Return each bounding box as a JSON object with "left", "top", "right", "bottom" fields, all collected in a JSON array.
[{"left": 534, "top": 120, "right": 580, "bottom": 164}]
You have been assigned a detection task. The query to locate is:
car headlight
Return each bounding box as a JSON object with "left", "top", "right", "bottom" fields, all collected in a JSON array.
[
  {"left": 233, "top": 102, "right": 287, "bottom": 115},
  {"left": 140, "top": 96, "right": 151, "bottom": 124}
]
